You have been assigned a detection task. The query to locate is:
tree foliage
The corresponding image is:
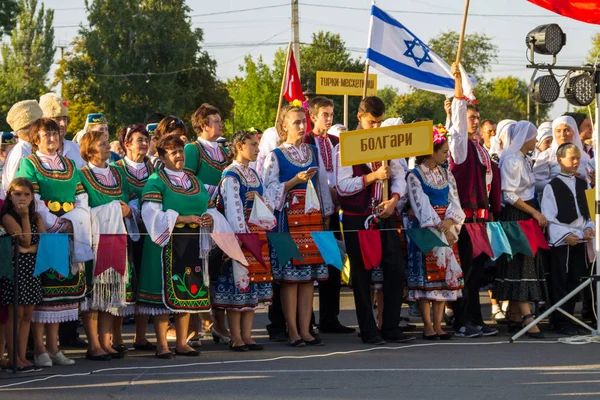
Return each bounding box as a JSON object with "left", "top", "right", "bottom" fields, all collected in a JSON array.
[
  {"left": 56, "top": 0, "right": 231, "bottom": 136},
  {"left": 226, "top": 55, "right": 282, "bottom": 134},
  {"left": 428, "top": 30, "right": 498, "bottom": 79},
  {"left": 0, "top": 0, "right": 54, "bottom": 130},
  {"left": 0, "top": 0, "right": 19, "bottom": 36}
]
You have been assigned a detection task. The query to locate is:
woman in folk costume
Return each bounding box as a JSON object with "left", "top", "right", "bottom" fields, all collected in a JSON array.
[
  {"left": 489, "top": 119, "right": 516, "bottom": 161},
  {"left": 78, "top": 131, "right": 138, "bottom": 359},
  {"left": 215, "top": 130, "right": 274, "bottom": 351},
  {"left": 15, "top": 118, "right": 93, "bottom": 366},
  {"left": 262, "top": 102, "right": 334, "bottom": 347},
  {"left": 494, "top": 121, "right": 548, "bottom": 338},
  {"left": 533, "top": 115, "right": 591, "bottom": 196},
  {"left": 406, "top": 125, "right": 465, "bottom": 340},
  {"left": 111, "top": 124, "right": 156, "bottom": 352},
  {"left": 533, "top": 122, "right": 553, "bottom": 159},
  {"left": 184, "top": 104, "right": 231, "bottom": 344},
  {"left": 139, "top": 134, "right": 230, "bottom": 359}
]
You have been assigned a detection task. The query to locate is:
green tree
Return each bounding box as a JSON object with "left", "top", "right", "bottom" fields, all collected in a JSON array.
[
  {"left": 0, "top": 0, "right": 54, "bottom": 130},
  {"left": 391, "top": 90, "right": 447, "bottom": 124},
  {"left": 429, "top": 31, "right": 498, "bottom": 80},
  {"left": 477, "top": 76, "right": 550, "bottom": 122},
  {"left": 226, "top": 55, "right": 282, "bottom": 133},
  {"left": 0, "top": 0, "right": 19, "bottom": 36},
  {"left": 56, "top": 0, "right": 230, "bottom": 136},
  {"left": 378, "top": 85, "right": 401, "bottom": 119}
]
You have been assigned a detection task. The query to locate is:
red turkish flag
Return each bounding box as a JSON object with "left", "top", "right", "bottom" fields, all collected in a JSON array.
[
  {"left": 528, "top": 0, "right": 600, "bottom": 24},
  {"left": 283, "top": 51, "right": 304, "bottom": 103}
]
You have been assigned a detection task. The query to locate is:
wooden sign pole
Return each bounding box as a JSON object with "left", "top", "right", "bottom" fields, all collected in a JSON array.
[
  {"left": 275, "top": 42, "right": 293, "bottom": 127},
  {"left": 361, "top": 61, "right": 389, "bottom": 203}
]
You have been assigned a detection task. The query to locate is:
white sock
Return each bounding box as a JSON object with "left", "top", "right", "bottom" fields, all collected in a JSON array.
[{"left": 492, "top": 304, "right": 501, "bottom": 314}]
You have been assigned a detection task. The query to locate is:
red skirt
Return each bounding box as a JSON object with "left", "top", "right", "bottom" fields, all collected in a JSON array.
[{"left": 286, "top": 190, "right": 325, "bottom": 266}]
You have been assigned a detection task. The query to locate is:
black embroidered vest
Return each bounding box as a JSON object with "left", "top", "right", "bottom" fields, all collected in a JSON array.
[{"left": 549, "top": 176, "right": 590, "bottom": 224}]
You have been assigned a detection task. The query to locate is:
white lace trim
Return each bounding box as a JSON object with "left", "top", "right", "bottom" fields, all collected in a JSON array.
[{"left": 31, "top": 308, "right": 79, "bottom": 324}]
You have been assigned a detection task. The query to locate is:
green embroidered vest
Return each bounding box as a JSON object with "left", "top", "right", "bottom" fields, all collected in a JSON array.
[
  {"left": 16, "top": 154, "right": 84, "bottom": 202},
  {"left": 141, "top": 170, "right": 210, "bottom": 215},
  {"left": 111, "top": 158, "right": 155, "bottom": 200},
  {"left": 183, "top": 141, "right": 229, "bottom": 186},
  {"left": 79, "top": 165, "right": 132, "bottom": 207}
]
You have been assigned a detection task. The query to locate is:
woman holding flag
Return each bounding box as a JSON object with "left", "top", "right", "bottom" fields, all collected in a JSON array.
[{"left": 262, "top": 102, "right": 334, "bottom": 347}]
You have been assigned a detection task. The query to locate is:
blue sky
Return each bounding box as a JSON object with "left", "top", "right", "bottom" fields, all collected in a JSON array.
[{"left": 34, "top": 0, "right": 600, "bottom": 119}]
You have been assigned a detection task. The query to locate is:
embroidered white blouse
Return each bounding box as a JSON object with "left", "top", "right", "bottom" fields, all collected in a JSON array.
[
  {"left": 500, "top": 152, "right": 535, "bottom": 205},
  {"left": 541, "top": 173, "right": 595, "bottom": 246},
  {"left": 262, "top": 142, "right": 334, "bottom": 215},
  {"left": 407, "top": 164, "right": 465, "bottom": 239}
]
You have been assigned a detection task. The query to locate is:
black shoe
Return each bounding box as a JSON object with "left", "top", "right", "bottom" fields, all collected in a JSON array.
[
  {"left": 155, "top": 351, "right": 174, "bottom": 360},
  {"left": 245, "top": 343, "right": 264, "bottom": 351},
  {"left": 112, "top": 344, "right": 129, "bottom": 355},
  {"left": 382, "top": 332, "right": 416, "bottom": 343},
  {"left": 175, "top": 350, "right": 200, "bottom": 357},
  {"left": 319, "top": 323, "right": 356, "bottom": 334},
  {"left": 438, "top": 333, "right": 452, "bottom": 340},
  {"left": 364, "top": 336, "right": 386, "bottom": 345},
  {"left": 454, "top": 323, "right": 483, "bottom": 338},
  {"left": 304, "top": 338, "right": 324, "bottom": 346},
  {"left": 269, "top": 331, "right": 288, "bottom": 342},
  {"left": 229, "top": 343, "right": 249, "bottom": 352},
  {"left": 288, "top": 339, "right": 306, "bottom": 347},
  {"left": 475, "top": 323, "right": 498, "bottom": 337},
  {"left": 422, "top": 333, "right": 439, "bottom": 340},
  {"left": 133, "top": 341, "right": 157, "bottom": 351},
  {"left": 553, "top": 324, "right": 579, "bottom": 336},
  {"left": 85, "top": 352, "right": 111, "bottom": 361},
  {"left": 109, "top": 351, "right": 125, "bottom": 359},
  {"left": 63, "top": 337, "right": 88, "bottom": 348}
]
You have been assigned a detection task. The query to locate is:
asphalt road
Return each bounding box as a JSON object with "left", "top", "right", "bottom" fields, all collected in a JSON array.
[{"left": 0, "top": 290, "right": 598, "bottom": 400}]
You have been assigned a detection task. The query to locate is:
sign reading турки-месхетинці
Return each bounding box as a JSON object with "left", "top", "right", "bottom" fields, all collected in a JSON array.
[
  {"left": 316, "top": 71, "right": 378, "bottom": 96},
  {"left": 339, "top": 121, "right": 433, "bottom": 166}
]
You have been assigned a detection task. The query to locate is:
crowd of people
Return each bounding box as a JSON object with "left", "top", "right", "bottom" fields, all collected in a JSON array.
[{"left": 0, "top": 63, "right": 595, "bottom": 372}]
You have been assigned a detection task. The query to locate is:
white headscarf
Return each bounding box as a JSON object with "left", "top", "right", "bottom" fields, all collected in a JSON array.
[
  {"left": 490, "top": 119, "right": 517, "bottom": 156},
  {"left": 551, "top": 115, "right": 583, "bottom": 150},
  {"left": 327, "top": 124, "right": 347, "bottom": 137},
  {"left": 499, "top": 121, "right": 537, "bottom": 168},
  {"left": 381, "top": 117, "right": 404, "bottom": 127},
  {"left": 536, "top": 121, "right": 553, "bottom": 147},
  {"left": 255, "top": 127, "right": 281, "bottom": 176}
]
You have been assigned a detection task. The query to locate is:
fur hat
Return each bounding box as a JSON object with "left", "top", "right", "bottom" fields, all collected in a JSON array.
[
  {"left": 6, "top": 100, "right": 43, "bottom": 132},
  {"left": 39, "top": 93, "right": 68, "bottom": 118}
]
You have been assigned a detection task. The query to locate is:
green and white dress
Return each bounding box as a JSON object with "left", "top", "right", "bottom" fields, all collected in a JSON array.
[
  {"left": 79, "top": 162, "right": 138, "bottom": 316},
  {"left": 184, "top": 137, "right": 230, "bottom": 200},
  {"left": 137, "top": 168, "right": 212, "bottom": 314},
  {"left": 16, "top": 152, "right": 90, "bottom": 323}
]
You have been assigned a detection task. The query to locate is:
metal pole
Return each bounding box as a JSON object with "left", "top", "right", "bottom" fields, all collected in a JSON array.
[
  {"left": 594, "top": 69, "right": 600, "bottom": 335},
  {"left": 343, "top": 95, "right": 349, "bottom": 128},
  {"left": 291, "top": 0, "right": 300, "bottom": 78},
  {"left": 11, "top": 238, "right": 19, "bottom": 374}
]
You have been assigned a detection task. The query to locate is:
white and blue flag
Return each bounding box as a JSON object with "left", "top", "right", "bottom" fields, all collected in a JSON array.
[{"left": 367, "top": 4, "right": 476, "bottom": 99}]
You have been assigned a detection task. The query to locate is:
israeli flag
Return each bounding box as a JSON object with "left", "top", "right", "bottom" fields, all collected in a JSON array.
[{"left": 367, "top": 4, "right": 475, "bottom": 98}]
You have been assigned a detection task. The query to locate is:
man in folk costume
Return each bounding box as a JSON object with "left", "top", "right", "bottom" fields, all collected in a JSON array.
[
  {"left": 303, "top": 96, "right": 354, "bottom": 334},
  {"left": 1, "top": 100, "right": 43, "bottom": 199},
  {"left": 448, "top": 63, "right": 501, "bottom": 338},
  {"left": 38, "top": 93, "right": 88, "bottom": 348},
  {"left": 39, "top": 93, "right": 85, "bottom": 169},
  {"left": 336, "top": 96, "right": 413, "bottom": 344},
  {"left": 184, "top": 103, "right": 231, "bottom": 343}
]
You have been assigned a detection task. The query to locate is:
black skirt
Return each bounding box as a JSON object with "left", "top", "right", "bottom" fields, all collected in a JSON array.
[{"left": 492, "top": 201, "right": 548, "bottom": 302}]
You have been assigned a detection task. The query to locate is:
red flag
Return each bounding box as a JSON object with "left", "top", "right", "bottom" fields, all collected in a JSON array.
[
  {"left": 358, "top": 230, "right": 382, "bottom": 271},
  {"left": 283, "top": 50, "right": 304, "bottom": 103},
  {"left": 528, "top": 0, "right": 600, "bottom": 24},
  {"left": 465, "top": 223, "right": 494, "bottom": 259},
  {"left": 236, "top": 233, "right": 267, "bottom": 268},
  {"left": 518, "top": 219, "right": 550, "bottom": 256},
  {"left": 94, "top": 234, "right": 127, "bottom": 276}
]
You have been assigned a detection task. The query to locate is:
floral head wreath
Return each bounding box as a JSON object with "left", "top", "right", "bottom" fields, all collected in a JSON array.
[{"left": 433, "top": 124, "right": 450, "bottom": 145}]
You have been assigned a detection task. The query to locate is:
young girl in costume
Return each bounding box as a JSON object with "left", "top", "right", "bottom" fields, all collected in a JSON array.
[
  {"left": 215, "top": 130, "right": 273, "bottom": 351},
  {"left": 1, "top": 178, "right": 45, "bottom": 371},
  {"left": 406, "top": 126, "right": 464, "bottom": 340}
]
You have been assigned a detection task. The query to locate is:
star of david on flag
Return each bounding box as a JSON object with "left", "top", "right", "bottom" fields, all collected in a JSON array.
[{"left": 366, "top": 4, "right": 476, "bottom": 99}]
